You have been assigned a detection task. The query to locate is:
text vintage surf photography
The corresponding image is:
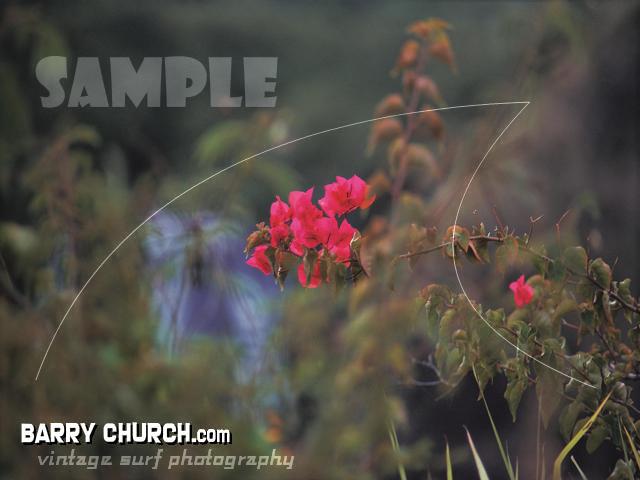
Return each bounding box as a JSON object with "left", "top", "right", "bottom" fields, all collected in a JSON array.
[{"left": 35, "top": 57, "right": 278, "bottom": 108}]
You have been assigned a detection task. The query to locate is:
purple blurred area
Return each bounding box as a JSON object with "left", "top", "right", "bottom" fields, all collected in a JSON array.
[{"left": 146, "top": 211, "right": 277, "bottom": 372}]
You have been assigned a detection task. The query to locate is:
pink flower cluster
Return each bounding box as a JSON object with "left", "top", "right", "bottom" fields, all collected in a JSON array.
[{"left": 246, "top": 175, "right": 375, "bottom": 288}]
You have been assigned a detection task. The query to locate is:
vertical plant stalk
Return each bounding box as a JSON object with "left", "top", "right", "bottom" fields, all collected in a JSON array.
[{"left": 391, "top": 39, "right": 429, "bottom": 199}]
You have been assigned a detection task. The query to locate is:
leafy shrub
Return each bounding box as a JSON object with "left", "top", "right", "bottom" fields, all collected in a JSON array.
[{"left": 245, "top": 18, "right": 640, "bottom": 479}]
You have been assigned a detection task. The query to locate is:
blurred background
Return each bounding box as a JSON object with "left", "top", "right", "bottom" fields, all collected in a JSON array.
[{"left": 1, "top": 0, "right": 638, "bottom": 478}]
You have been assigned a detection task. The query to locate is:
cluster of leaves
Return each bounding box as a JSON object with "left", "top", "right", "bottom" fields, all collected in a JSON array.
[
  {"left": 413, "top": 223, "right": 640, "bottom": 477},
  {"left": 250, "top": 18, "right": 640, "bottom": 478}
]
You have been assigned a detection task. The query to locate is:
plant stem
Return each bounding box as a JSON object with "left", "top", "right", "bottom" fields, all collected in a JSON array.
[{"left": 391, "top": 39, "right": 430, "bottom": 199}]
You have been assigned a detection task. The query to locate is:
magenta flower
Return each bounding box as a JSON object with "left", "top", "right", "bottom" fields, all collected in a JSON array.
[
  {"left": 269, "top": 223, "right": 290, "bottom": 247},
  {"left": 246, "top": 176, "right": 375, "bottom": 288},
  {"left": 509, "top": 275, "right": 534, "bottom": 308},
  {"left": 246, "top": 245, "right": 272, "bottom": 276},
  {"left": 269, "top": 195, "right": 291, "bottom": 226},
  {"left": 326, "top": 219, "right": 357, "bottom": 264},
  {"left": 318, "top": 175, "right": 375, "bottom": 217}
]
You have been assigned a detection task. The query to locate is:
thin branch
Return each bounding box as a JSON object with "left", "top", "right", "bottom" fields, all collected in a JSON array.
[
  {"left": 526, "top": 214, "right": 544, "bottom": 246},
  {"left": 492, "top": 205, "right": 505, "bottom": 234},
  {"left": 555, "top": 209, "right": 571, "bottom": 242},
  {"left": 396, "top": 232, "right": 640, "bottom": 315}
]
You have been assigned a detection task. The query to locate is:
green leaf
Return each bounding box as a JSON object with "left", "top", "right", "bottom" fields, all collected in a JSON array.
[
  {"left": 553, "top": 298, "right": 578, "bottom": 321},
  {"left": 559, "top": 401, "right": 584, "bottom": 441},
  {"left": 586, "top": 422, "right": 608, "bottom": 453},
  {"left": 507, "top": 308, "right": 529, "bottom": 329},
  {"left": 607, "top": 459, "right": 634, "bottom": 480},
  {"left": 438, "top": 309, "right": 459, "bottom": 343},
  {"left": 505, "top": 372, "right": 528, "bottom": 423},
  {"left": 330, "top": 261, "right": 347, "bottom": 294},
  {"left": 444, "top": 347, "right": 463, "bottom": 378},
  {"left": 425, "top": 301, "right": 440, "bottom": 341},
  {"left": 589, "top": 258, "right": 612, "bottom": 290},
  {"left": 473, "top": 238, "right": 491, "bottom": 264},
  {"left": 302, "top": 249, "right": 318, "bottom": 285},
  {"left": 535, "top": 352, "right": 564, "bottom": 428},
  {"left": 579, "top": 309, "right": 597, "bottom": 335},
  {"left": 548, "top": 257, "right": 567, "bottom": 281},
  {"left": 495, "top": 236, "right": 519, "bottom": 272},
  {"left": 473, "top": 361, "right": 495, "bottom": 393},
  {"left": 617, "top": 279, "right": 633, "bottom": 304},
  {"left": 533, "top": 310, "right": 557, "bottom": 338},
  {"left": 278, "top": 251, "right": 298, "bottom": 271},
  {"left": 453, "top": 226, "right": 470, "bottom": 253},
  {"left": 442, "top": 224, "right": 469, "bottom": 258},
  {"left": 562, "top": 246, "right": 588, "bottom": 275},
  {"left": 532, "top": 245, "right": 550, "bottom": 276}
]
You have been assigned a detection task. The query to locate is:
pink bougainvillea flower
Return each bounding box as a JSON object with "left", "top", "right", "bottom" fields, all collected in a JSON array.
[
  {"left": 315, "top": 216, "right": 338, "bottom": 245},
  {"left": 318, "top": 175, "right": 376, "bottom": 217},
  {"left": 509, "top": 274, "right": 534, "bottom": 308},
  {"left": 270, "top": 195, "right": 291, "bottom": 226},
  {"left": 288, "top": 188, "right": 324, "bottom": 248},
  {"left": 297, "top": 259, "right": 322, "bottom": 288},
  {"left": 246, "top": 245, "right": 272, "bottom": 275},
  {"left": 326, "top": 219, "right": 357, "bottom": 264},
  {"left": 289, "top": 238, "right": 304, "bottom": 256},
  {"left": 288, "top": 188, "right": 322, "bottom": 222},
  {"left": 270, "top": 223, "right": 290, "bottom": 247},
  {"left": 247, "top": 180, "right": 371, "bottom": 286},
  {"left": 291, "top": 218, "right": 320, "bottom": 249},
  {"left": 288, "top": 188, "right": 313, "bottom": 210}
]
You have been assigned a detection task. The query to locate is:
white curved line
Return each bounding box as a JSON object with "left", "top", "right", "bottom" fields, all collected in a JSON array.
[
  {"left": 35, "top": 101, "right": 532, "bottom": 381},
  {"left": 451, "top": 101, "right": 596, "bottom": 389}
]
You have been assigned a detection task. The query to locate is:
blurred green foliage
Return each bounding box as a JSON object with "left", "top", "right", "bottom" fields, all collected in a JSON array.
[{"left": 1, "top": 1, "right": 639, "bottom": 479}]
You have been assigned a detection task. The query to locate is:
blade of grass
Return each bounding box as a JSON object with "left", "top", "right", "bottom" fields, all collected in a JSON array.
[
  {"left": 507, "top": 445, "right": 519, "bottom": 480},
  {"left": 472, "top": 366, "right": 516, "bottom": 480},
  {"left": 445, "top": 439, "right": 453, "bottom": 480},
  {"left": 536, "top": 395, "right": 542, "bottom": 480},
  {"left": 570, "top": 456, "right": 588, "bottom": 480},
  {"left": 618, "top": 418, "right": 629, "bottom": 463},
  {"left": 622, "top": 426, "right": 640, "bottom": 472},
  {"left": 465, "top": 427, "right": 490, "bottom": 480},
  {"left": 552, "top": 391, "right": 612, "bottom": 480},
  {"left": 387, "top": 418, "right": 407, "bottom": 480}
]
